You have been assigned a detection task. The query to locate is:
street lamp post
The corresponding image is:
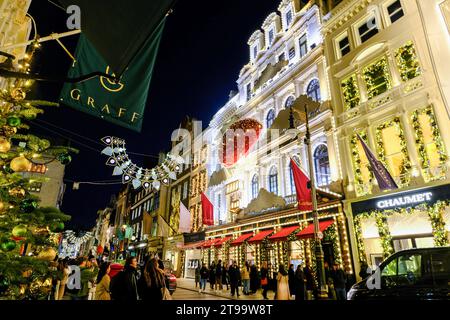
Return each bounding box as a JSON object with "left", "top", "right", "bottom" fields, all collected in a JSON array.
[{"left": 290, "top": 103, "right": 328, "bottom": 299}]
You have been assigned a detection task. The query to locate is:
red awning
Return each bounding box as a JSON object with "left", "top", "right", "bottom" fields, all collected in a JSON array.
[
  {"left": 296, "top": 220, "right": 334, "bottom": 239},
  {"left": 213, "top": 236, "right": 232, "bottom": 247},
  {"left": 269, "top": 225, "right": 300, "bottom": 241},
  {"left": 230, "top": 233, "right": 253, "bottom": 246},
  {"left": 182, "top": 241, "right": 204, "bottom": 250},
  {"left": 247, "top": 229, "right": 274, "bottom": 244},
  {"left": 202, "top": 238, "right": 221, "bottom": 248}
]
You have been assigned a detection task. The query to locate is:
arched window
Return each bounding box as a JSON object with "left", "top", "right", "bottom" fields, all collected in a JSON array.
[
  {"left": 268, "top": 166, "right": 278, "bottom": 194},
  {"left": 289, "top": 156, "right": 300, "bottom": 195},
  {"left": 266, "top": 109, "right": 275, "bottom": 128},
  {"left": 307, "top": 79, "right": 321, "bottom": 102},
  {"left": 285, "top": 96, "right": 295, "bottom": 109},
  {"left": 314, "top": 144, "right": 331, "bottom": 186},
  {"left": 251, "top": 174, "right": 259, "bottom": 200}
]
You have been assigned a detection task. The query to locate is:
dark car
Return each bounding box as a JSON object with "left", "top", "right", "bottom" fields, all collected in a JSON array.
[
  {"left": 162, "top": 260, "right": 177, "bottom": 295},
  {"left": 348, "top": 247, "right": 450, "bottom": 300}
]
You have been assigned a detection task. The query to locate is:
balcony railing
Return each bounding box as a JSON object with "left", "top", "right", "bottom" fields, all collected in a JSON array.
[{"left": 284, "top": 194, "right": 297, "bottom": 205}]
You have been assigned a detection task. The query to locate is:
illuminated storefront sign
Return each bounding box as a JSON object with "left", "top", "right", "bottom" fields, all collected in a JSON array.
[
  {"left": 376, "top": 192, "right": 432, "bottom": 209},
  {"left": 351, "top": 183, "right": 450, "bottom": 215}
]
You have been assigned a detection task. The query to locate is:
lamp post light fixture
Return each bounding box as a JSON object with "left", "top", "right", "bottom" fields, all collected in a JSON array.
[{"left": 289, "top": 96, "right": 328, "bottom": 299}]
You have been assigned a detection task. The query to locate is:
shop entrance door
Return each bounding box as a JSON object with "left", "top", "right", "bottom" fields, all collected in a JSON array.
[
  {"left": 322, "top": 241, "right": 334, "bottom": 266},
  {"left": 393, "top": 234, "right": 434, "bottom": 252}
]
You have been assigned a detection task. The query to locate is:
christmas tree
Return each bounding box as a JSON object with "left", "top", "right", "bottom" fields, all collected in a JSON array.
[{"left": 0, "top": 44, "right": 76, "bottom": 300}]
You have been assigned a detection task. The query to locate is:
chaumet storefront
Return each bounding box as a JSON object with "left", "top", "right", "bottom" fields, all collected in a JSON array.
[
  {"left": 348, "top": 182, "right": 450, "bottom": 275},
  {"left": 189, "top": 197, "right": 354, "bottom": 278},
  {"left": 181, "top": 232, "right": 205, "bottom": 279}
]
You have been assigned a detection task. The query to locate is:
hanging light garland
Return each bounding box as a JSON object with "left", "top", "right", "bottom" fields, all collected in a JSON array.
[{"left": 100, "top": 136, "right": 184, "bottom": 190}]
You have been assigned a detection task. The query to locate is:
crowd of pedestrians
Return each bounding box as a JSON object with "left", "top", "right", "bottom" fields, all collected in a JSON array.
[{"left": 193, "top": 260, "right": 352, "bottom": 300}]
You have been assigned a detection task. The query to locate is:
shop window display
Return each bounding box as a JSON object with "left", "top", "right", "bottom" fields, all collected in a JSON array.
[
  {"left": 351, "top": 131, "right": 373, "bottom": 196},
  {"left": 341, "top": 74, "right": 360, "bottom": 110},
  {"left": 395, "top": 41, "right": 421, "bottom": 82}
]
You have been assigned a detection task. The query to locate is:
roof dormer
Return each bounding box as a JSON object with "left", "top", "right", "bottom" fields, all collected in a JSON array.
[
  {"left": 278, "top": 0, "right": 302, "bottom": 31},
  {"left": 262, "top": 12, "right": 282, "bottom": 49},
  {"left": 248, "top": 30, "right": 265, "bottom": 62}
]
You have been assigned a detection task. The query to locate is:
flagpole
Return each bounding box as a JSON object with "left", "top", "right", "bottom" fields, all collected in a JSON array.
[{"left": 290, "top": 104, "right": 328, "bottom": 299}]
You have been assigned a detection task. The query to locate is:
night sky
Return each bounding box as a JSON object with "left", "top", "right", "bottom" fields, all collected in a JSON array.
[{"left": 28, "top": 0, "right": 277, "bottom": 229}]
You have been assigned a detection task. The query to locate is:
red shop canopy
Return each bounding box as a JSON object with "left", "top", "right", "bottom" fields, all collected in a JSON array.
[
  {"left": 247, "top": 229, "right": 274, "bottom": 244},
  {"left": 213, "top": 236, "right": 232, "bottom": 247},
  {"left": 269, "top": 225, "right": 300, "bottom": 242},
  {"left": 202, "top": 238, "right": 221, "bottom": 248},
  {"left": 296, "top": 220, "right": 334, "bottom": 239},
  {"left": 230, "top": 233, "right": 253, "bottom": 246},
  {"left": 182, "top": 241, "right": 204, "bottom": 250}
]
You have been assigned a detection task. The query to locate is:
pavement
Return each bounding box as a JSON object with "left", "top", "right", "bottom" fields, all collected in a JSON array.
[{"left": 174, "top": 278, "right": 277, "bottom": 300}]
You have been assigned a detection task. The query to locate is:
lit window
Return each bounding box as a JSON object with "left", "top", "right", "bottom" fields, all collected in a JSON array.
[
  {"left": 268, "top": 29, "right": 274, "bottom": 45},
  {"left": 362, "top": 57, "right": 392, "bottom": 99},
  {"left": 253, "top": 45, "right": 258, "bottom": 60},
  {"left": 387, "top": 0, "right": 404, "bottom": 24},
  {"left": 246, "top": 83, "right": 252, "bottom": 101},
  {"left": 358, "top": 16, "right": 378, "bottom": 43},
  {"left": 285, "top": 96, "right": 295, "bottom": 109},
  {"left": 268, "top": 166, "right": 278, "bottom": 194},
  {"left": 338, "top": 34, "right": 350, "bottom": 57},
  {"left": 266, "top": 109, "right": 275, "bottom": 128},
  {"left": 314, "top": 144, "right": 331, "bottom": 187},
  {"left": 306, "top": 79, "right": 321, "bottom": 102},
  {"left": 251, "top": 174, "right": 259, "bottom": 199},
  {"left": 289, "top": 47, "right": 296, "bottom": 59},
  {"left": 286, "top": 10, "right": 293, "bottom": 28},
  {"left": 289, "top": 162, "right": 296, "bottom": 195},
  {"left": 299, "top": 34, "right": 308, "bottom": 58}
]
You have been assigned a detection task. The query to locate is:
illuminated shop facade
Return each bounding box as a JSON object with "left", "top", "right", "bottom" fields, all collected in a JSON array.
[{"left": 323, "top": 0, "right": 450, "bottom": 276}]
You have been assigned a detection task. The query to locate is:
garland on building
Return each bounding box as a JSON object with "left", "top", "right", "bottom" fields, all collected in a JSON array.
[
  {"left": 428, "top": 201, "right": 449, "bottom": 247},
  {"left": 411, "top": 106, "right": 447, "bottom": 182},
  {"left": 323, "top": 221, "right": 343, "bottom": 267},
  {"left": 395, "top": 41, "right": 422, "bottom": 82},
  {"left": 375, "top": 117, "right": 412, "bottom": 186},
  {"left": 350, "top": 130, "right": 373, "bottom": 196},
  {"left": 374, "top": 211, "right": 394, "bottom": 259},
  {"left": 341, "top": 74, "right": 360, "bottom": 111},
  {"left": 362, "top": 57, "right": 392, "bottom": 99}
]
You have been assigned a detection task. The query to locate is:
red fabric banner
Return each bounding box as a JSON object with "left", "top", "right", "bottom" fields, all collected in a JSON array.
[
  {"left": 201, "top": 193, "right": 214, "bottom": 226},
  {"left": 290, "top": 158, "right": 313, "bottom": 211}
]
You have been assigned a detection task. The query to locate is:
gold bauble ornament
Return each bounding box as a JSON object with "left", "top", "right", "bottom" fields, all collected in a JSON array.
[
  {"left": 9, "top": 187, "right": 26, "bottom": 198},
  {"left": 0, "top": 126, "right": 17, "bottom": 137},
  {"left": 37, "top": 247, "right": 57, "bottom": 261},
  {"left": 10, "top": 156, "right": 32, "bottom": 172},
  {"left": 0, "top": 136, "right": 11, "bottom": 153},
  {"left": 11, "top": 88, "right": 26, "bottom": 101}
]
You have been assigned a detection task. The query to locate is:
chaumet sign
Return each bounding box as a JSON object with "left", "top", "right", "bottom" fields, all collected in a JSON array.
[{"left": 376, "top": 192, "right": 433, "bottom": 209}]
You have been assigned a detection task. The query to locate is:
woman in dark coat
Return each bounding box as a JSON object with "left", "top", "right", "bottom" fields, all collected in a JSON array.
[
  {"left": 288, "top": 264, "right": 295, "bottom": 298},
  {"left": 138, "top": 258, "right": 165, "bottom": 301},
  {"left": 304, "top": 265, "right": 316, "bottom": 300},
  {"left": 249, "top": 264, "right": 259, "bottom": 294},
  {"left": 260, "top": 261, "right": 269, "bottom": 299},
  {"left": 294, "top": 265, "right": 305, "bottom": 301},
  {"left": 221, "top": 261, "right": 229, "bottom": 290},
  {"left": 209, "top": 262, "right": 216, "bottom": 290}
]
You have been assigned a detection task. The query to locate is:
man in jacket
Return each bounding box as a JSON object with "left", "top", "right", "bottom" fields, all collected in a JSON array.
[
  {"left": 111, "top": 257, "right": 139, "bottom": 300},
  {"left": 215, "top": 260, "right": 223, "bottom": 291},
  {"left": 199, "top": 263, "right": 209, "bottom": 293},
  {"left": 331, "top": 264, "right": 347, "bottom": 300},
  {"left": 228, "top": 261, "right": 241, "bottom": 297}
]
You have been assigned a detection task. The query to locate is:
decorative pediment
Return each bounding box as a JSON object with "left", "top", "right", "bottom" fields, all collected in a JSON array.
[
  {"left": 262, "top": 12, "right": 280, "bottom": 30},
  {"left": 248, "top": 30, "right": 264, "bottom": 45},
  {"left": 242, "top": 188, "right": 286, "bottom": 215},
  {"left": 208, "top": 167, "right": 234, "bottom": 187},
  {"left": 254, "top": 59, "right": 288, "bottom": 90}
]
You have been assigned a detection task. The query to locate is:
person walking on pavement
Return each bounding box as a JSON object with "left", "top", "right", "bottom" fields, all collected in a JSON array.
[
  {"left": 221, "top": 261, "right": 229, "bottom": 291},
  {"left": 195, "top": 264, "right": 201, "bottom": 289},
  {"left": 199, "top": 263, "right": 209, "bottom": 293},
  {"left": 288, "top": 264, "right": 295, "bottom": 298},
  {"left": 228, "top": 261, "right": 241, "bottom": 297},
  {"left": 304, "top": 265, "right": 316, "bottom": 300},
  {"left": 138, "top": 258, "right": 166, "bottom": 301},
  {"left": 240, "top": 261, "right": 250, "bottom": 295},
  {"left": 293, "top": 265, "right": 306, "bottom": 301},
  {"left": 331, "top": 264, "right": 347, "bottom": 300},
  {"left": 94, "top": 262, "right": 111, "bottom": 300},
  {"left": 55, "top": 259, "right": 70, "bottom": 300},
  {"left": 110, "top": 257, "right": 139, "bottom": 301},
  {"left": 276, "top": 264, "right": 290, "bottom": 300},
  {"left": 215, "top": 260, "right": 223, "bottom": 291},
  {"left": 250, "top": 264, "right": 259, "bottom": 294},
  {"left": 260, "top": 261, "right": 269, "bottom": 300},
  {"left": 209, "top": 262, "right": 216, "bottom": 290}
]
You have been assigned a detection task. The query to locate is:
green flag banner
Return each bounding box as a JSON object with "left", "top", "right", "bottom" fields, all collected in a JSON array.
[{"left": 59, "top": 20, "right": 165, "bottom": 132}]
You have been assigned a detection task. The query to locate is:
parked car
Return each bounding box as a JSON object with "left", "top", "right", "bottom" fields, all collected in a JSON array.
[
  {"left": 348, "top": 247, "right": 450, "bottom": 300},
  {"left": 162, "top": 260, "right": 177, "bottom": 295}
]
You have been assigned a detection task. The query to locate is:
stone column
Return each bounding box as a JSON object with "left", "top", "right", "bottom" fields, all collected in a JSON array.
[{"left": 386, "top": 49, "right": 402, "bottom": 88}]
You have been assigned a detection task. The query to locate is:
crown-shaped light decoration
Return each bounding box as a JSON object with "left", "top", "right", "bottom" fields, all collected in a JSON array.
[{"left": 100, "top": 136, "right": 184, "bottom": 190}]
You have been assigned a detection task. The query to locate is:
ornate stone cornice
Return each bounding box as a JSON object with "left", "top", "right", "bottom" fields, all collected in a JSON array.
[{"left": 323, "top": 0, "right": 373, "bottom": 35}]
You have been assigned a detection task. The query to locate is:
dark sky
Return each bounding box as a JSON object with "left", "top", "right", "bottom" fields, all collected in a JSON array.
[{"left": 28, "top": 0, "right": 277, "bottom": 230}]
